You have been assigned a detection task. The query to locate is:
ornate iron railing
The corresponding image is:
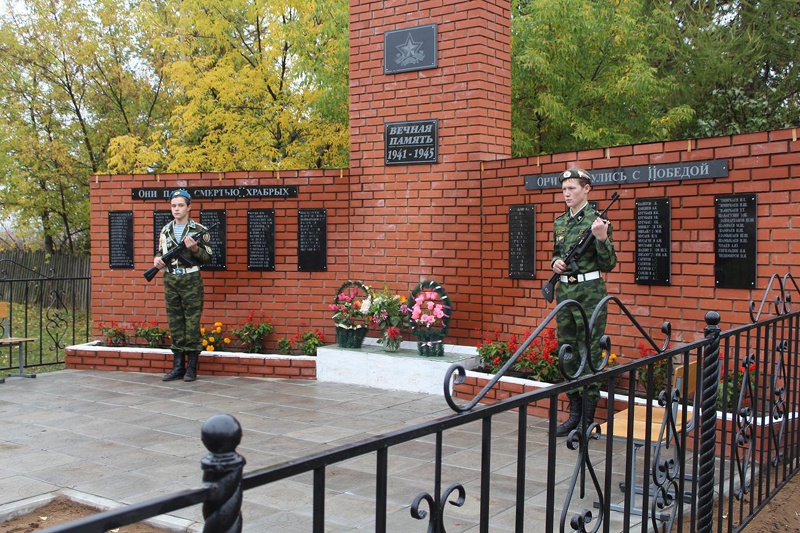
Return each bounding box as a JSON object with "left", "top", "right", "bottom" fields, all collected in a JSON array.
[
  {"left": 38, "top": 273, "right": 800, "bottom": 533},
  {"left": 0, "top": 259, "right": 91, "bottom": 375}
]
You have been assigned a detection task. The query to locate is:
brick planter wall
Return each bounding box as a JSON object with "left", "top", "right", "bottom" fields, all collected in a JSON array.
[{"left": 65, "top": 344, "right": 316, "bottom": 380}]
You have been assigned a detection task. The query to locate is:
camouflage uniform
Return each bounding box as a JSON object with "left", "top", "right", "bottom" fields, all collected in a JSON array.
[
  {"left": 553, "top": 203, "right": 617, "bottom": 401},
  {"left": 158, "top": 220, "right": 213, "bottom": 354}
]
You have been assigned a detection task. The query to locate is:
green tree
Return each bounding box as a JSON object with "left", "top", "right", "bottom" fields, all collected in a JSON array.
[
  {"left": 0, "top": 0, "right": 172, "bottom": 252},
  {"left": 511, "top": 0, "right": 694, "bottom": 155},
  {"left": 121, "top": 0, "right": 350, "bottom": 173},
  {"left": 666, "top": 0, "right": 800, "bottom": 138}
]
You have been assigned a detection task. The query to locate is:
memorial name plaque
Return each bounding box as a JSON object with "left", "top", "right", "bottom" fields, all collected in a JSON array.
[
  {"left": 298, "top": 209, "right": 327, "bottom": 272},
  {"left": 133, "top": 185, "right": 298, "bottom": 201},
  {"left": 384, "top": 24, "right": 437, "bottom": 74},
  {"left": 508, "top": 205, "right": 536, "bottom": 279},
  {"left": 153, "top": 211, "right": 173, "bottom": 254},
  {"left": 108, "top": 211, "right": 134, "bottom": 268},
  {"left": 385, "top": 119, "right": 438, "bottom": 165},
  {"left": 200, "top": 210, "right": 227, "bottom": 271},
  {"left": 635, "top": 198, "right": 671, "bottom": 285},
  {"left": 715, "top": 194, "right": 757, "bottom": 289},
  {"left": 248, "top": 209, "right": 276, "bottom": 271},
  {"left": 525, "top": 159, "right": 729, "bottom": 191}
]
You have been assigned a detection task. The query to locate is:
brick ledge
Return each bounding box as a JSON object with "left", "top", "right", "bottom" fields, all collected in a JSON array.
[{"left": 65, "top": 343, "right": 316, "bottom": 379}]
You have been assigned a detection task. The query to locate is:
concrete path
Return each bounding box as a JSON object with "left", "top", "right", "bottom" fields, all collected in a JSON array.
[{"left": 0, "top": 370, "right": 635, "bottom": 532}]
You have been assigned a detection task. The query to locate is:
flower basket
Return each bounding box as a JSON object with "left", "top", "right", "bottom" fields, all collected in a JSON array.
[
  {"left": 336, "top": 325, "right": 369, "bottom": 349},
  {"left": 330, "top": 281, "right": 372, "bottom": 345},
  {"left": 408, "top": 280, "right": 451, "bottom": 357},
  {"left": 414, "top": 328, "right": 446, "bottom": 357}
]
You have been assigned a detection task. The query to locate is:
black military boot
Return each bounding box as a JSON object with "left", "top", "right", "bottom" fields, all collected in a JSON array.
[
  {"left": 184, "top": 352, "right": 200, "bottom": 382},
  {"left": 579, "top": 397, "right": 599, "bottom": 433},
  {"left": 163, "top": 352, "right": 186, "bottom": 381},
  {"left": 555, "top": 396, "right": 582, "bottom": 436}
]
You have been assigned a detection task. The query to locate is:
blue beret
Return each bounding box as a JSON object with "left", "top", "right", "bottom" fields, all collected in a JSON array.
[{"left": 171, "top": 189, "right": 191, "bottom": 202}]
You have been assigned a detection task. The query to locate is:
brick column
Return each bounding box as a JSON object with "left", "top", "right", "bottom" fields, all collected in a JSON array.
[{"left": 348, "top": 0, "right": 511, "bottom": 338}]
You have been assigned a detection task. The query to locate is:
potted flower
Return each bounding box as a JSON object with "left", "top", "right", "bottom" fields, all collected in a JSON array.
[
  {"left": 636, "top": 341, "right": 671, "bottom": 394},
  {"left": 408, "top": 280, "right": 451, "bottom": 357},
  {"left": 382, "top": 326, "right": 403, "bottom": 352},
  {"left": 329, "top": 281, "right": 372, "bottom": 348},
  {"left": 229, "top": 312, "right": 273, "bottom": 353},
  {"left": 97, "top": 321, "right": 131, "bottom": 347},
  {"left": 134, "top": 321, "right": 169, "bottom": 348},
  {"left": 369, "top": 285, "right": 409, "bottom": 351}
]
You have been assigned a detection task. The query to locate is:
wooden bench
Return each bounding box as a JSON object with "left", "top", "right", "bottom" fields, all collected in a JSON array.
[
  {"left": 0, "top": 302, "right": 37, "bottom": 381},
  {"left": 598, "top": 358, "right": 699, "bottom": 518}
]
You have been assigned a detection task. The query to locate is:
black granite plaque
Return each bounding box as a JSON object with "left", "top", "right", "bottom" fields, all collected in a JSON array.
[
  {"left": 508, "top": 205, "right": 536, "bottom": 279},
  {"left": 248, "top": 209, "right": 275, "bottom": 271},
  {"left": 635, "top": 198, "right": 671, "bottom": 285},
  {"left": 199, "top": 210, "right": 227, "bottom": 271},
  {"left": 715, "top": 194, "right": 757, "bottom": 289},
  {"left": 108, "top": 211, "right": 134, "bottom": 268},
  {"left": 298, "top": 209, "right": 327, "bottom": 272},
  {"left": 153, "top": 211, "right": 173, "bottom": 254},
  {"left": 384, "top": 24, "right": 437, "bottom": 74},
  {"left": 385, "top": 119, "right": 438, "bottom": 165}
]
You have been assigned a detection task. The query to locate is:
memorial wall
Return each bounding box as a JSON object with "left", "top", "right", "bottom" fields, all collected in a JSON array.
[{"left": 91, "top": 127, "right": 800, "bottom": 352}]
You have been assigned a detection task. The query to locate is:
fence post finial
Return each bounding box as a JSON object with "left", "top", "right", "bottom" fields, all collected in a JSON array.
[{"left": 200, "top": 414, "right": 246, "bottom": 533}]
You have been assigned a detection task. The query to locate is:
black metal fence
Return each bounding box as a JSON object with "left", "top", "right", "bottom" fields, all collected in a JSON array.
[
  {"left": 0, "top": 258, "right": 91, "bottom": 376},
  {"left": 38, "top": 273, "right": 800, "bottom": 533}
]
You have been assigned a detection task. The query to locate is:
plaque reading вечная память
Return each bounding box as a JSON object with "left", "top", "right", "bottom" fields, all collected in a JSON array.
[{"left": 385, "top": 119, "right": 438, "bottom": 165}]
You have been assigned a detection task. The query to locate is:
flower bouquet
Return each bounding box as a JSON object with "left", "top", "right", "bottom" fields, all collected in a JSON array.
[
  {"left": 329, "top": 281, "right": 372, "bottom": 348},
  {"left": 369, "top": 285, "right": 409, "bottom": 351},
  {"left": 408, "top": 280, "right": 451, "bottom": 357}
]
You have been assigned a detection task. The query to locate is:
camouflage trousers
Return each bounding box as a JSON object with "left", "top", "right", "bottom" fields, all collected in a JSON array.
[
  {"left": 556, "top": 278, "right": 608, "bottom": 401},
  {"left": 164, "top": 272, "right": 204, "bottom": 354}
]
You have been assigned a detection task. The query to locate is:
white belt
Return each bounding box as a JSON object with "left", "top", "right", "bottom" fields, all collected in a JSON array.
[
  {"left": 167, "top": 266, "right": 200, "bottom": 276},
  {"left": 560, "top": 271, "right": 601, "bottom": 284}
]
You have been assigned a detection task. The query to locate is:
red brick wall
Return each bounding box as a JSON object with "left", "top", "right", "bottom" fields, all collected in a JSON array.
[
  {"left": 91, "top": 129, "right": 800, "bottom": 357},
  {"left": 492, "top": 131, "right": 800, "bottom": 360},
  {"left": 88, "top": 0, "right": 800, "bottom": 361}
]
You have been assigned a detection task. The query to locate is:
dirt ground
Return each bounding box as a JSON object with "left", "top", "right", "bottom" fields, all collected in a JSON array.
[
  {"left": 741, "top": 472, "right": 800, "bottom": 532},
  {"left": 0, "top": 497, "right": 169, "bottom": 532},
  {"left": 2, "top": 479, "right": 800, "bottom": 532}
]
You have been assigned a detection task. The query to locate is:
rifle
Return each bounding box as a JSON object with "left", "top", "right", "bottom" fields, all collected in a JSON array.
[
  {"left": 541, "top": 192, "right": 620, "bottom": 303},
  {"left": 143, "top": 223, "right": 217, "bottom": 282}
]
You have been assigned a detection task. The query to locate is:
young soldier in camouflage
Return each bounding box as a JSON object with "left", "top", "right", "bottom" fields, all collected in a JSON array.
[
  {"left": 551, "top": 169, "right": 617, "bottom": 436},
  {"left": 153, "top": 189, "right": 213, "bottom": 382}
]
